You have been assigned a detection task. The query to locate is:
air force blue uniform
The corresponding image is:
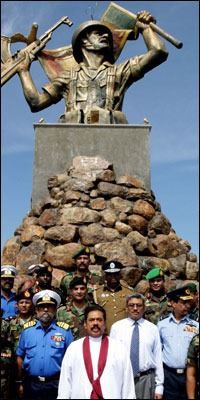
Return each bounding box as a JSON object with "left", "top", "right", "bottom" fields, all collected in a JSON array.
[{"left": 157, "top": 313, "right": 199, "bottom": 400}]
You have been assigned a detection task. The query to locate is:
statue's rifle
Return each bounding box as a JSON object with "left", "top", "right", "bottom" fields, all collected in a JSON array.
[{"left": 1, "top": 16, "right": 73, "bottom": 87}]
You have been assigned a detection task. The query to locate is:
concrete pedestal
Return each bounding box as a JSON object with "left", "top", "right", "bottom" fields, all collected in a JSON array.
[{"left": 32, "top": 123, "right": 151, "bottom": 208}]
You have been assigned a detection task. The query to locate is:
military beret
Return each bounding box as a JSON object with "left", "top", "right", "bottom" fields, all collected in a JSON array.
[
  {"left": 35, "top": 265, "right": 53, "bottom": 275},
  {"left": 145, "top": 267, "right": 164, "bottom": 280},
  {"left": 16, "top": 289, "right": 34, "bottom": 301},
  {"left": 186, "top": 283, "right": 197, "bottom": 293},
  {"left": 69, "top": 276, "right": 88, "bottom": 289},
  {"left": 1, "top": 265, "right": 18, "bottom": 278},
  {"left": 102, "top": 260, "right": 124, "bottom": 273},
  {"left": 167, "top": 285, "right": 193, "bottom": 301},
  {"left": 72, "top": 246, "right": 90, "bottom": 259},
  {"left": 33, "top": 289, "right": 61, "bottom": 306}
]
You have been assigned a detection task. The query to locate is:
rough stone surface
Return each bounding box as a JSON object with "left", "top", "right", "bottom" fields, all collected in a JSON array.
[{"left": 1, "top": 156, "right": 199, "bottom": 290}]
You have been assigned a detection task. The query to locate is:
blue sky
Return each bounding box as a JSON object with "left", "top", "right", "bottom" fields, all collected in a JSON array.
[{"left": 1, "top": 1, "right": 199, "bottom": 260}]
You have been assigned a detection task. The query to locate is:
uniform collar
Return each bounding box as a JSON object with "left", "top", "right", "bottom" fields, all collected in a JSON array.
[
  {"left": 169, "top": 312, "right": 190, "bottom": 323},
  {"left": 103, "top": 284, "right": 122, "bottom": 293}
]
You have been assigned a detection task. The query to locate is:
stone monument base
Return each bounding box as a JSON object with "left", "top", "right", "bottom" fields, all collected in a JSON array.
[{"left": 32, "top": 123, "right": 151, "bottom": 208}]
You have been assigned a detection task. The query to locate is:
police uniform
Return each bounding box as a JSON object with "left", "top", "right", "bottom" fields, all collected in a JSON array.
[
  {"left": 60, "top": 247, "right": 103, "bottom": 302},
  {"left": 57, "top": 276, "right": 93, "bottom": 340},
  {"left": 16, "top": 290, "right": 74, "bottom": 400},
  {"left": 157, "top": 286, "right": 199, "bottom": 400},
  {"left": 144, "top": 268, "right": 172, "bottom": 324},
  {"left": 93, "top": 261, "right": 134, "bottom": 334},
  {"left": 1, "top": 265, "right": 18, "bottom": 318}
]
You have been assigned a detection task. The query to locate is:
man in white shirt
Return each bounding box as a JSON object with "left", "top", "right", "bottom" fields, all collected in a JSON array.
[
  {"left": 110, "top": 293, "right": 164, "bottom": 399},
  {"left": 57, "top": 304, "right": 136, "bottom": 399}
]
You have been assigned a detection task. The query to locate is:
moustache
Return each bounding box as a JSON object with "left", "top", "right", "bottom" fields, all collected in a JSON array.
[{"left": 92, "top": 325, "right": 100, "bottom": 330}]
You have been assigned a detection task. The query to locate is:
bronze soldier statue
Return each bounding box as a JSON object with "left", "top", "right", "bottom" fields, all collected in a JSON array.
[{"left": 14, "top": 10, "right": 169, "bottom": 124}]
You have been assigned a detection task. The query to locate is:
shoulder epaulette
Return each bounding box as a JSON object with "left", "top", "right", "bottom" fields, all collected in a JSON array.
[
  {"left": 56, "top": 321, "right": 69, "bottom": 330},
  {"left": 23, "top": 320, "right": 37, "bottom": 329},
  {"left": 158, "top": 314, "right": 170, "bottom": 322}
]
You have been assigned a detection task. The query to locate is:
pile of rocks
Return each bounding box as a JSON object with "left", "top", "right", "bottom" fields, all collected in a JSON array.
[{"left": 1, "top": 156, "right": 198, "bottom": 292}]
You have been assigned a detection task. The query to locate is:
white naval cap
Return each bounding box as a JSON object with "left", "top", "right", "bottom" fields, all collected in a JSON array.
[
  {"left": 1, "top": 265, "right": 18, "bottom": 278},
  {"left": 33, "top": 289, "right": 61, "bottom": 307},
  {"left": 28, "top": 264, "right": 46, "bottom": 275}
]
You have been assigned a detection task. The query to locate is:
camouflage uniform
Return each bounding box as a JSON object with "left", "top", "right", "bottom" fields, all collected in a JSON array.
[
  {"left": 93, "top": 283, "right": 134, "bottom": 334},
  {"left": 9, "top": 314, "right": 36, "bottom": 353},
  {"left": 57, "top": 300, "right": 93, "bottom": 340},
  {"left": 1, "top": 318, "right": 13, "bottom": 400},
  {"left": 143, "top": 290, "right": 172, "bottom": 325},
  {"left": 60, "top": 271, "right": 103, "bottom": 302},
  {"left": 186, "top": 333, "right": 199, "bottom": 398},
  {"left": 189, "top": 307, "right": 199, "bottom": 322}
]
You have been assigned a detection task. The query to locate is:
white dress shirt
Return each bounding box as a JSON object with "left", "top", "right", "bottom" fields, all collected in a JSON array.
[{"left": 110, "top": 317, "right": 164, "bottom": 395}]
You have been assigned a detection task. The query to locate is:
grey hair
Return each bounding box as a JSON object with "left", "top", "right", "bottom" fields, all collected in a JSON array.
[{"left": 126, "top": 292, "right": 146, "bottom": 306}]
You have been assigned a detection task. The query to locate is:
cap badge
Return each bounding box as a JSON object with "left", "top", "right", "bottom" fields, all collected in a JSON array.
[
  {"left": 185, "top": 289, "right": 190, "bottom": 295},
  {"left": 85, "top": 247, "right": 90, "bottom": 254},
  {"left": 110, "top": 262, "right": 115, "bottom": 269},
  {"left": 42, "top": 294, "right": 51, "bottom": 301},
  {"left": 24, "top": 290, "right": 31, "bottom": 298},
  {"left": 5, "top": 269, "right": 12, "bottom": 275},
  {"left": 160, "top": 270, "right": 163, "bottom": 276}
]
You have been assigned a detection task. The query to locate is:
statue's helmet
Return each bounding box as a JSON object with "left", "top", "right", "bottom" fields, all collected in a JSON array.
[{"left": 72, "top": 20, "right": 114, "bottom": 63}]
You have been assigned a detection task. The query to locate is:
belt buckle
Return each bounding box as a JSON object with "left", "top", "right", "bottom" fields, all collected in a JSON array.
[
  {"left": 38, "top": 376, "right": 45, "bottom": 382},
  {"left": 177, "top": 369, "right": 184, "bottom": 374}
]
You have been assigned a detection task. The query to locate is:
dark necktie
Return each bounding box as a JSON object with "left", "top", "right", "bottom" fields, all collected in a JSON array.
[{"left": 130, "top": 321, "right": 139, "bottom": 377}]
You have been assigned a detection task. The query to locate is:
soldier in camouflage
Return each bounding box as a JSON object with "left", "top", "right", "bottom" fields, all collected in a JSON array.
[
  {"left": 60, "top": 247, "right": 103, "bottom": 303},
  {"left": 9, "top": 289, "right": 35, "bottom": 353},
  {"left": 186, "top": 333, "right": 199, "bottom": 399},
  {"left": 93, "top": 260, "right": 134, "bottom": 334},
  {"left": 143, "top": 267, "right": 172, "bottom": 324},
  {"left": 57, "top": 276, "right": 93, "bottom": 340},
  {"left": 187, "top": 283, "right": 199, "bottom": 322},
  {"left": 7, "top": 289, "right": 35, "bottom": 399},
  {"left": 1, "top": 310, "right": 14, "bottom": 400}
]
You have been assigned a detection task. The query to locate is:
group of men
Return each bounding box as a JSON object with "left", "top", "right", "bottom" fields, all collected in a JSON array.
[{"left": 1, "top": 244, "right": 199, "bottom": 400}]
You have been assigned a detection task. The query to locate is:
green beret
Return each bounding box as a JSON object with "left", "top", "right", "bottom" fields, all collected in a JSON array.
[
  {"left": 145, "top": 267, "right": 164, "bottom": 280},
  {"left": 72, "top": 247, "right": 90, "bottom": 259},
  {"left": 186, "top": 283, "right": 197, "bottom": 293}
]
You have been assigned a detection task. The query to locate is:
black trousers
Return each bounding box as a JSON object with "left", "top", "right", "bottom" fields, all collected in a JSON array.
[
  {"left": 23, "top": 375, "right": 59, "bottom": 400},
  {"left": 163, "top": 367, "right": 187, "bottom": 400}
]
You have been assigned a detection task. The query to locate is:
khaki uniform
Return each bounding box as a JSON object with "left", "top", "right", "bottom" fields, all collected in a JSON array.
[
  {"left": 143, "top": 290, "right": 172, "bottom": 325},
  {"left": 57, "top": 300, "right": 93, "bottom": 340},
  {"left": 94, "top": 283, "right": 134, "bottom": 334}
]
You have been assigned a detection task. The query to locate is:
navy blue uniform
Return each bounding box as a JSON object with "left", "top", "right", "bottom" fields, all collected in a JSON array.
[{"left": 16, "top": 319, "right": 73, "bottom": 399}]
